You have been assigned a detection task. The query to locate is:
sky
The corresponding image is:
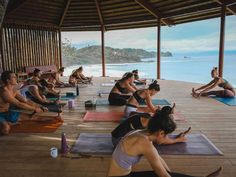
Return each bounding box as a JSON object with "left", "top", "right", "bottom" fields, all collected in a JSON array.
[{"left": 62, "top": 16, "right": 236, "bottom": 54}]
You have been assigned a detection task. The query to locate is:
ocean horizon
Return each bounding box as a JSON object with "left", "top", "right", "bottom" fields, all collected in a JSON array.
[{"left": 64, "top": 54, "right": 236, "bottom": 87}]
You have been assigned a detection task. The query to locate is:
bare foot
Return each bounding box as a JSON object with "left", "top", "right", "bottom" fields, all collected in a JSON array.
[
  {"left": 191, "top": 88, "right": 196, "bottom": 97},
  {"left": 206, "top": 166, "right": 222, "bottom": 177}
]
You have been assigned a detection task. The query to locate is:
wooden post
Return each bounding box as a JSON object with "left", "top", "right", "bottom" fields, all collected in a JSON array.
[
  {"left": 0, "top": 27, "right": 5, "bottom": 70},
  {"left": 218, "top": 3, "right": 226, "bottom": 78},
  {"left": 157, "top": 18, "right": 161, "bottom": 79},
  {"left": 59, "top": 29, "right": 62, "bottom": 69},
  {"left": 101, "top": 25, "right": 105, "bottom": 77}
]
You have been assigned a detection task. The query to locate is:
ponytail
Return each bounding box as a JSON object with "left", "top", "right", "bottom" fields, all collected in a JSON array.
[{"left": 148, "top": 80, "right": 160, "bottom": 91}]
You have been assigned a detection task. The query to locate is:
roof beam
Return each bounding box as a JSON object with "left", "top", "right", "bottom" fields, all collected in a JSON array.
[
  {"left": 134, "top": 0, "right": 174, "bottom": 26},
  {"left": 95, "top": 0, "right": 106, "bottom": 31},
  {"left": 214, "top": 0, "right": 236, "bottom": 15},
  {"left": 59, "top": 0, "right": 72, "bottom": 27}
]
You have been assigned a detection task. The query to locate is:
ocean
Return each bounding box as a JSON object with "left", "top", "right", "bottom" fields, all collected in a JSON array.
[{"left": 63, "top": 54, "right": 236, "bottom": 87}]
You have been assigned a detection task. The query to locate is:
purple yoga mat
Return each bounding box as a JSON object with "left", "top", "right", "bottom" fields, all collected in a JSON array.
[{"left": 70, "top": 133, "right": 223, "bottom": 156}]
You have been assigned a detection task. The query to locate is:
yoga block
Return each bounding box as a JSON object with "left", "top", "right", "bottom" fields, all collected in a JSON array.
[
  {"left": 85, "top": 100, "right": 96, "bottom": 109},
  {"left": 66, "top": 92, "right": 75, "bottom": 97}
]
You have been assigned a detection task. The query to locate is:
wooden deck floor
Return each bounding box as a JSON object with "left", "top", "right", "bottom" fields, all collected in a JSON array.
[{"left": 0, "top": 77, "right": 236, "bottom": 177}]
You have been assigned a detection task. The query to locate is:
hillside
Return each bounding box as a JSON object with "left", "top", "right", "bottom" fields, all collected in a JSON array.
[{"left": 62, "top": 45, "right": 172, "bottom": 66}]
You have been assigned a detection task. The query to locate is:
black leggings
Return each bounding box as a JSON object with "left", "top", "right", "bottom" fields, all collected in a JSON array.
[
  {"left": 113, "top": 171, "right": 195, "bottom": 177},
  {"left": 108, "top": 93, "right": 131, "bottom": 106}
]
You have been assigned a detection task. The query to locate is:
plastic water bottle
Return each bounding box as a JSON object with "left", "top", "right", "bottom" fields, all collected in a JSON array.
[
  {"left": 76, "top": 84, "right": 79, "bottom": 96},
  {"left": 61, "top": 132, "right": 69, "bottom": 155}
]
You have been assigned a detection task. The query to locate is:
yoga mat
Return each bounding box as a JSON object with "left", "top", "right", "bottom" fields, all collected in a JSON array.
[
  {"left": 70, "top": 133, "right": 223, "bottom": 156},
  {"left": 95, "top": 99, "right": 171, "bottom": 106},
  {"left": 211, "top": 96, "right": 236, "bottom": 106},
  {"left": 101, "top": 83, "right": 115, "bottom": 87},
  {"left": 140, "top": 99, "right": 171, "bottom": 106},
  {"left": 96, "top": 99, "right": 110, "bottom": 106},
  {"left": 83, "top": 111, "right": 124, "bottom": 122},
  {"left": 48, "top": 96, "right": 77, "bottom": 101},
  {"left": 173, "top": 111, "right": 186, "bottom": 121},
  {"left": 10, "top": 119, "right": 63, "bottom": 133},
  {"left": 97, "top": 90, "right": 110, "bottom": 95}
]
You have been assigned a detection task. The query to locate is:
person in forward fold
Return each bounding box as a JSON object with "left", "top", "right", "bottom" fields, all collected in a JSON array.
[
  {"left": 124, "top": 80, "right": 160, "bottom": 118},
  {"left": 112, "top": 105, "right": 191, "bottom": 147},
  {"left": 48, "top": 67, "right": 72, "bottom": 88},
  {"left": 107, "top": 109, "right": 222, "bottom": 177},
  {"left": 192, "top": 67, "right": 235, "bottom": 98},
  {"left": 132, "top": 69, "right": 146, "bottom": 85},
  {"left": 108, "top": 72, "right": 138, "bottom": 106}
]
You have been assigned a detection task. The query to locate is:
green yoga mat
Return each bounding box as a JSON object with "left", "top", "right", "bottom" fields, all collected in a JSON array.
[{"left": 96, "top": 99, "right": 170, "bottom": 106}]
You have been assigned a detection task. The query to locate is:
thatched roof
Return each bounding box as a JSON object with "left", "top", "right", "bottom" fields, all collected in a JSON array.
[{"left": 4, "top": 0, "right": 236, "bottom": 31}]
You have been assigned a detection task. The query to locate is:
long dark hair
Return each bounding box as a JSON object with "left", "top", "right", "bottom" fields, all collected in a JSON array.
[{"left": 147, "top": 111, "right": 176, "bottom": 135}]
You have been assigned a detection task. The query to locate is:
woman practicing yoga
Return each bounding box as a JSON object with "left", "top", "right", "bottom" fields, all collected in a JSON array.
[
  {"left": 124, "top": 80, "right": 160, "bottom": 118},
  {"left": 107, "top": 110, "right": 222, "bottom": 177},
  {"left": 109, "top": 72, "right": 137, "bottom": 106},
  {"left": 112, "top": 105, "right": 190, "bottom": 147},
  {"left": 192, "top": 67, "right": 235, "bottom": 98}
]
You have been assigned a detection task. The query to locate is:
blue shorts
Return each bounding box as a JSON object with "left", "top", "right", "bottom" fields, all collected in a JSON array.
[{"left": 0, "top": 111, "right": 20, "bottom": 123}]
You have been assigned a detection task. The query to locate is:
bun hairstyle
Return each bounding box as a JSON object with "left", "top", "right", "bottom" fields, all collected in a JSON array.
[
  {"left": 211, "top": 67, "right": 218, "bottom": 75},
  {"left": 147, "top": 111, "right": 176, "bottom": 135},
  {"left": 148, "top": 80, "right": 160, "bottom": 91},
  {"left": 120, "top": 72, "right": 134, "bottom": 82}
]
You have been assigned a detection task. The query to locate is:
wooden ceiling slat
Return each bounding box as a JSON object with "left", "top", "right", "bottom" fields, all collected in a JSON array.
[
  {"left": 163, "top": 5, "right": 221, "bottom": 19},
  {"left": 104, "top": 13, "right": 153, "bottom": 21},
  {"left": 4, "top": 0, "right": 234, "bottom": 31},
  {"left": 135, "top": 0, "right": 174, "bottom": 26},
  {"left": 102, "top": 6, "right": 143, "bottom": 14}
]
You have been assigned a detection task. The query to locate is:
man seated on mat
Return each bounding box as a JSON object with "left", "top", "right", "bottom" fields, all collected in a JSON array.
[
  {"left": 132, "top": 69, "right": 146, "bottom": 85},
  {"left": 112, "top": 105, "right": 191, "bottom": 147},
  {"left": 192, "top": 67, "right": 235, "bottom": 98},
  {"left": 0, "top": 71, "right": 54, "bottom": 135},
  {"left": 124, "top": 80, "right": 160, "bottom": 118},
  {"left": 107, "top": 110, "right": 222, "bottom": 177},
  {"left": 109, "top": 72, "right": 138, "bottom": 106}
]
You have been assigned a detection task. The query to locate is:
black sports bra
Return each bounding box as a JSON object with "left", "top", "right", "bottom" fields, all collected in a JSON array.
[
  {"left": 133, "top": 91, "right": 145, "bottom": 104},
  {"left": 115, "top": 82, "right": 127, "bottom": 93}
]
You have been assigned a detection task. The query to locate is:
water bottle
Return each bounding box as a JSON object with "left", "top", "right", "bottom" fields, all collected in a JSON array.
[
  {"left": 76, "top": 84, "right": 79, "bottom": 96},
  {"left": 61, "top": 132, "right": 69, "bottom": 154}
]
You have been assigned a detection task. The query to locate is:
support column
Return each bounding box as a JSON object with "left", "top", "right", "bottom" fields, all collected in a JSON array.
[
  {"left": 157, "top": 18, "right": 161, "bottom": 79},
  {"left": 218, "top": 3, "right": 226, "bottom": 77},
  {"left": 101, "top": 25, "right": 105, "bottom": 77},
  {"left": 59, "top": 29, "right": 62, "bottom": 69}
]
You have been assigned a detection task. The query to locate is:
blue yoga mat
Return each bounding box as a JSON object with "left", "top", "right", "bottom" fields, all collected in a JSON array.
[
  {"left": 70, "top": 133, "right": 223, "bottom": 156},
  {"left": 48, "top": 96, "right": 77, "bottom": 101},
  {"left": 211, "top": 96, "right": 236, "bottom": 106},
  {"left": 96, "top": 99, "right": 170, "bottom": 106}
]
